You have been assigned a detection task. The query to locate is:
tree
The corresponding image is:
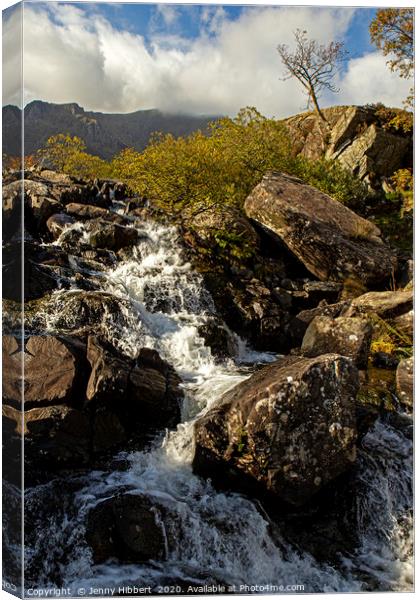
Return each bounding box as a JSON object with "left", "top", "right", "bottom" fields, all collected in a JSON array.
[
  {"left": 277, "top": 29, "right": 347, "bottom": 121},
  {"left": 38, "top": 134, "right": 86, "bottom": 172},
  {"left": 370, "top": 9, "right": 414, "bottom": 107}
]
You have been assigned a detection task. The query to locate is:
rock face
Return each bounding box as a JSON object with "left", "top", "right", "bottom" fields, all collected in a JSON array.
[
  {"left": 396, "top": 357, "right": 414, "bottom": 408},
  {"left": 285, "top": 105, "right": 412, "bottom": 188},
  {"left": 2, "top": 334, "right": 183, "bottom": 475},
  {"left": 193, "top": 354, "right": 359, "bottom": 506},
  {"left": 301, "top": 316, "right": 372, "bottom": 369},
  {"left": 244, "top": 172, "right": 395, "bottom": 287},
  {"left": 86, "top": 494, "right": 168, "bottom": 564}
]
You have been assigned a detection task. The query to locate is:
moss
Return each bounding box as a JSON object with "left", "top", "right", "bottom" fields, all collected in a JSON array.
[{"left": 357, "top": 364, "right": 397, "bottom": 412}]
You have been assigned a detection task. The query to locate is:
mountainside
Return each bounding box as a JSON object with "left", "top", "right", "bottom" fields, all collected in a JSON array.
[{"left": 2, "top": 101, "right": 219, "bottom": 159}]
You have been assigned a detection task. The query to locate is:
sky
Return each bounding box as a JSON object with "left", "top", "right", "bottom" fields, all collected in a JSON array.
[{"left": 2, "top": 1, "right": 413, "bottom": 117}]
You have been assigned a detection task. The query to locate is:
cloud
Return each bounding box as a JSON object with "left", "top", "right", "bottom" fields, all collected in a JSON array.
[
  {"left": 337, "top": 52, "right": 412, "bottom": 108},
  {"left": 2, "top": 3, "right": 412, "bottom": 116}
]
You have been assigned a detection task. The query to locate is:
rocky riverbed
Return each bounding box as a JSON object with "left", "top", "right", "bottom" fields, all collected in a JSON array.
[{"left": 2, "top": 167, "right": 413, "bottom": 594}]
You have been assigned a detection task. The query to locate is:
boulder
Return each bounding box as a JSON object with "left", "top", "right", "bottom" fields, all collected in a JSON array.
[
  {"left": 204, "top": 274, "right": 298, "bottom": 352},
  {"left": 86, "top": 494, "right": 167, "bottom": 564},
  {"left": 301, "top": 316, "right": 372, "bottom": 369},
  {"left": 23, "top": 337, "right": 76, "bottom": 408},
  {"left": 344, "top": 290, "right": 413, "bottom": 319},
  {"left": 46, "top": 213, "right": 76, "bottom": 239},
  {"left": 86, "top": 336, "right": 133, "bottom": 404},
  {"left": 396, "top": 357, "right": 414, "bottom": 408},
  {"left": 197, "top": 317, "right": 238, "bottom": 360},
  {"left": 193, "top": 354, "right": 359, "bottom": 506},
  {"left": 2, "top": 241, "right": 61, "bottom": 302},
  {"left": 87, "top": 220, "right": 138, "bottom": 251},
  {"left": 65, "top": 203, "right": 127, "bottom": 224},
  {"left": 244, "top": 172, "right": 395, "bottom": 287},
  {"left": 86, "top": 337, "right": 183, "bottom": 432},
  {"left": 26, "top": 195, "right": 61, "bottom": 231},
  {"left": 40, "top": 170, "right": 75, "bottom": 185},
  {"left": 127, "top": 348, "right": 183, "bottom": 429},
  {"left": 23, "top": 336, "right": 87, "bottom": 409},
  {"left": 3, "top": 404, "right": 90, "bottom": 468},
  {"left": 190, "top": 206, "right": 260, "bottom": 253},
  {"left": 2, "top": 180, "right": 22, "bottom": 234}
]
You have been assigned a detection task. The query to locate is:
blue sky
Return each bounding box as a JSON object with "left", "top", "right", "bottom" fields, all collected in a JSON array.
[
  {"left": 2, "top": 2, "right": 411, "bottom": 115},
  {"left": 43, "top": 2, "right": 378, "bottom": 57}
]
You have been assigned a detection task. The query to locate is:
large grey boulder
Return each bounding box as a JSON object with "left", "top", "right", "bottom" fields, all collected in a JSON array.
[
  {"left": 301, "top": 316, "right": 372, "bottom": 369},
  {"left": 244, "top": 172, "right": 395, "bottom": 287},
  {"left": 193, "top": 354, "right": 359, "bottom": 506}
]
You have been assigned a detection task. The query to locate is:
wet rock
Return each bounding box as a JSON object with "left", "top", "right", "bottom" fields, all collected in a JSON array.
[
  {"left": 44, "top": 291, "right": 129, "bottom": 336},
  {"left": 86, "top": 494, "right": 167, "bottom": 563},
  {"left": 204, "top": 273, "right": 297, "bottom": 352},
  {"left": 86, "top": 337, "right": 183, "bottom": 432},
  {"left": 193, "top": 354, "right": 359, "bottom": 506},
  {"left": 92, "top": 408, "right": 127, "bottom": 453},
  {"left": 88, "top": 220, "right": 138, "bottom": 251},
  {"left": 197, "top": 317, "right": 237, "bottom": 360},
  {"left": 127, "top": 348, "right": 183, "bottom": 429},
  {"left": 301, "top": 316, "right": 372, "bottom": 369},
  {"left": 56, "top": 183, "right": 100, "bottom": 207},
  {"left": 86, "top": 335, "right": 133, "bottom": 404},
  {"left": 396, "top": 357, "right": 413, "bottom": 408},
  {"left": 244, "top": 171, "right": 395, "bottom": 287},
  {"left": 344, "top": 290, "right": 413, "bottom": 319},
  {"left": 2, "top": 241, "right": 61, "bottom": 301},
  {"left": 3, "top": 404, "right": 90, "bottom": 469},
  {"left": 46, "top": 213, "right": 76, "bottom": 239}
]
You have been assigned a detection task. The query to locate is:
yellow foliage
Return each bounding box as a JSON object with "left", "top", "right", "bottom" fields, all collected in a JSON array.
[
  {"left": 110, "top": 107, "right": 366, "bottom": 221},
  {"left": 38, "top": 133, "right": 111, "bottom": 179},
  {"left": 391, "top": 168, "right": 413, "bottom": 213}
]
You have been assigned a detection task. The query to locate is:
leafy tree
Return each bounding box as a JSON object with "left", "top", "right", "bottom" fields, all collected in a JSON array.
[
  {"left": 277, "top": 30, "right": 347, "bottom": 121},
  {"left": 370, "top": 9, "right": 414, "bottom": 107},
  {"left": 38, "top": 134, "right": 87, "bottom": 172},
  {"left": 38, "top": 133, "right": 111, "bottom": 178}
]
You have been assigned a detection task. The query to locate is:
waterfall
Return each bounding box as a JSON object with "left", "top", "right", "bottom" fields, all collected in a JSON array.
[{"left": 22, "top": 215, "right": 413, "bottom": 594}]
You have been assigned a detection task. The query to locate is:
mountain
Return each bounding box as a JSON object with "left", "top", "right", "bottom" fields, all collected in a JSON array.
[{"left": 2, "top": 100, "right": 219, "bottom": 159}]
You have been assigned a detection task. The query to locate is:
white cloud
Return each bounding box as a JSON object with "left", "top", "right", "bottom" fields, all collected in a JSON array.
[
  {"left": 337, "top": 52, "right": 412, "bottom": 108},
  {"left": 1, "top": 3, "right": 411, "bottom": 116}
]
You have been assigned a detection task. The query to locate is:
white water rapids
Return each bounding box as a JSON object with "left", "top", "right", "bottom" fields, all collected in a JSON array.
[{"left": 23, "top": 213, "right": 413, "bottom": 594}]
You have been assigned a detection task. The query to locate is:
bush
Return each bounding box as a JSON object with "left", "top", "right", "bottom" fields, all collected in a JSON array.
[
  {"left": 111, "top": 107, "right": 368, "bottom": 216},
  {"left": 38, "top": 134, "right": 111, "bottom": 179}
]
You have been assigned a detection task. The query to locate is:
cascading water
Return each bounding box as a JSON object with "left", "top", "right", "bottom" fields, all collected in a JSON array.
[{"left": 23, "top": 214, "right": 413, "bottom": 594}]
